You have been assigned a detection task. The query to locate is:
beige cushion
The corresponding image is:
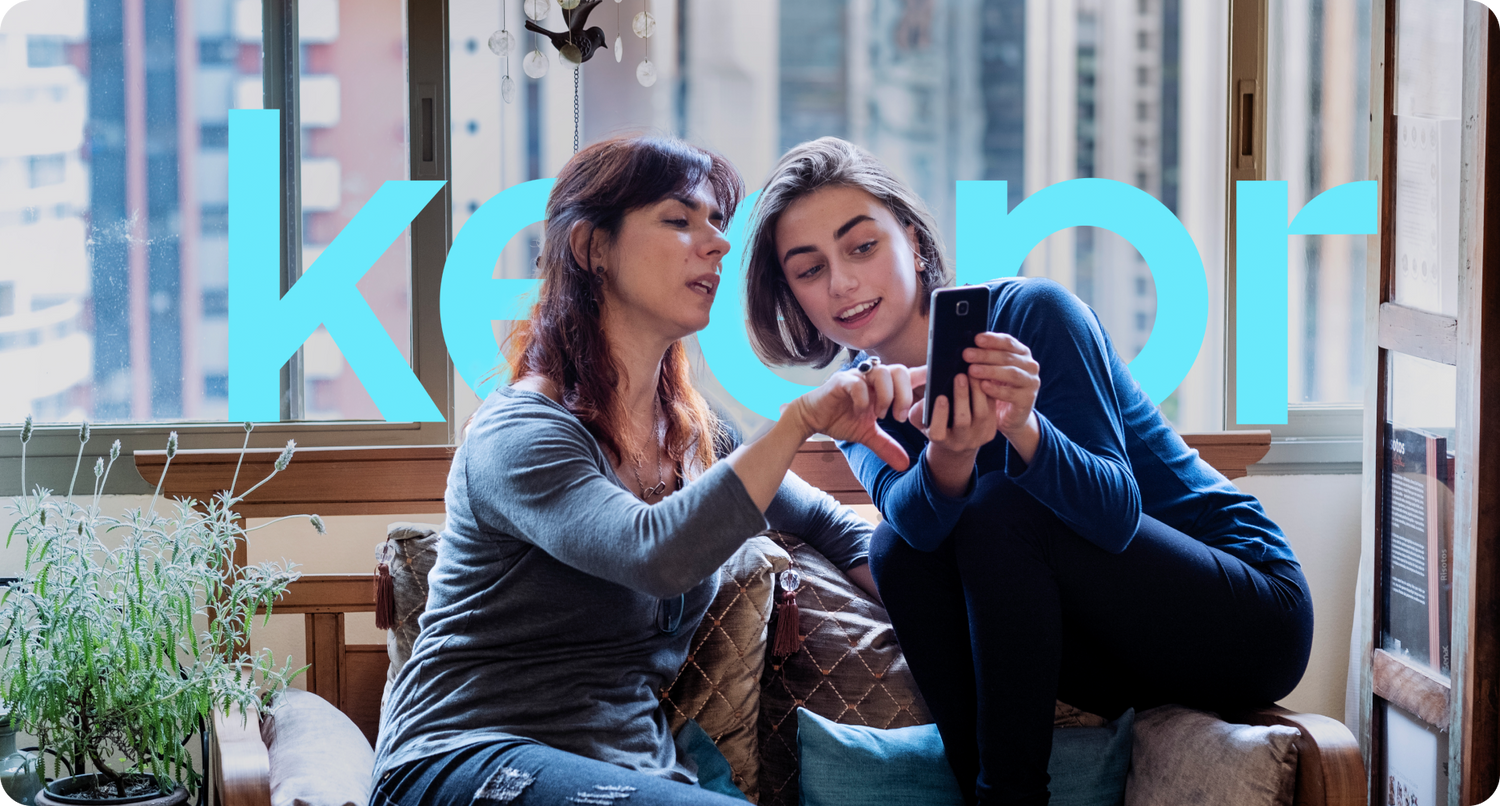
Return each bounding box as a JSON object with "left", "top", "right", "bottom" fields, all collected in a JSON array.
[
  {"left": 1125, "top": 704, "right": 1300, "bottom": 806},
  {"left": 261, "top": 687, "right": 375, "bottom": 806},
  {"left": 661, "top": 534, "right": 791, "bottom": 802},
  {"left": 381, "top": 521, "right": 442, "bottom": 685}
]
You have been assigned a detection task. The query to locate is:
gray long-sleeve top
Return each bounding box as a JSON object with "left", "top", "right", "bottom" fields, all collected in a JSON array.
[{"left": 372, "top": 386, "right": 873, "bottom": 784}]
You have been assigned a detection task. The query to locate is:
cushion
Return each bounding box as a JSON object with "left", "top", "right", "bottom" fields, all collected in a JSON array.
[
  {"left": 755, "top": 533, "right": 1112, "bottom": 806},
  {"left": 1125, "top": 705, "right": 1300, "bottom": 806},
  {"left": 661, "top": 534, "right": 792, "bottom": 800},
  {"left": 381, "top": 521, "right": 442, "bottom": 685},
  {"left": 796, "top": 707, "right": 1134, "bottom": 806},
  {"left": 1048, "top": 708, "right": 1135, "bottom": 805},
  {"left": 675, "top": 718, "right": 752, "bottom": 802},
  {"left": 796, "top": 707, "right": 963, "bottom": 806},
  {"left": 261, "top": 687, "right": 375, "bottom": 806},
  {"left": 756, "top": 533, "right": 933, "bottom": 806}
]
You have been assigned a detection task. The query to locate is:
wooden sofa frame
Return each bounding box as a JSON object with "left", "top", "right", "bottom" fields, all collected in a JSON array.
[{"left": 139, "top": 433, "right": 1365, "bottom": 806}]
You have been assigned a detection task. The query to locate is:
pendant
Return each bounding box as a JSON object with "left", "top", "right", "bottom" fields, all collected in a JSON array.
[{"left": 641, "top": 480, "right": 667, "bottom": 497}]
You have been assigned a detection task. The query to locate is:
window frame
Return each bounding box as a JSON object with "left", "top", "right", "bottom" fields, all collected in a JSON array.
[
  {"left": 0, "top": 0, "right": 457, "bottom": 496},
  {"left": 1223, "top": 0, "right": 1367, "bottom": 476},
  {"left": 2, "top": 0, "right": 1373, "bottom": 494}
]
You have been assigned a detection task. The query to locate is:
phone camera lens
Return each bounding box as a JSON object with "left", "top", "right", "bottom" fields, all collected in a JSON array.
[{"left": 956, "top": 301, "right": 969, "bottom": 316}]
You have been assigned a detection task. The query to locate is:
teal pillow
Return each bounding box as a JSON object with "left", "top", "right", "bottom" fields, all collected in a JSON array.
[
  {"left": 796, "top": 709, "right": 964, "bottom": 806},
  {"left": 1048, "top": 708, "right": 1135, "bottom": 805},
  {"left": 674, "top": 717, "right": 751, "bottom": 802},
  {"left": 796, "top": 707, "right": 1134, "bottom": 806}
]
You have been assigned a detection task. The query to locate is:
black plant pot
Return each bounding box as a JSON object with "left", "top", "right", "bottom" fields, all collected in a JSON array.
[{"left": 34, "top": 774, "right": 187, "bottom": 806}]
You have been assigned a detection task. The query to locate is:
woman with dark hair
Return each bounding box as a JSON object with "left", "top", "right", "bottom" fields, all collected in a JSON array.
[
  {"left": 369, "top": 136, "right": 908, "bottom": 805},
  {"left": 742, "top": 137, "right": 1313, "bottom": 806}
]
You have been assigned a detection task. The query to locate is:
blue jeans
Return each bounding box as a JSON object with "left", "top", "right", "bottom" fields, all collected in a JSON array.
[
  {"left": 869, "top": 499, "right": 1314, "bottom": 806},
  {"left": 371, "top": 741, "right": 749, "bottom": 805}
]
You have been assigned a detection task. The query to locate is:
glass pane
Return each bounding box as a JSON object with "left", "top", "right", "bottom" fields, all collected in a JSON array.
[
  {"left": 449, "top": 0, "right": 564, "bottom": 417},
  {"left": 294, "top": 0, "right": 411, "bottom": 421},
  {"left": 1382, "top": 701, "right": 1449, "bottom": 806},
  {"left": 448, "top": 0, "right": 1229, "bottom": 432},
  {"left": 0, "top": 0, "right": 261, "bottom": 425},
  {"left": 1381, "top": 351, "right": 1457, "bottom": 675},
  {"left": 1391, "top": 0, "right": 1462, "bottom": 316},
  {"left": 1265, "top": 0, "right": 1372, "bottom": 405}
]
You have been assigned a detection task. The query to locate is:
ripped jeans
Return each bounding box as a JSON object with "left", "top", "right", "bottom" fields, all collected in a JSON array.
[{"left": 370, "top": 741, "right": 749, "bottom": 806}]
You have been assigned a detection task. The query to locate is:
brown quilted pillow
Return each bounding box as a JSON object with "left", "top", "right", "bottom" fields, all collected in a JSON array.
[
  {"left": 756, "top": 533, "right": 933, "bottom": 806},
  {"left": 661, "top": 534, "right": 791, "bottom": 801},
  {"left": 380, "top": 521, "right": 442, "bottom": 685}
]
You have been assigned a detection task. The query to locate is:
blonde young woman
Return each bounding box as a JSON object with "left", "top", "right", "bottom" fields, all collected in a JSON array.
[{"left": 742, "top": 137, "right": 1313, "bottom": 806}]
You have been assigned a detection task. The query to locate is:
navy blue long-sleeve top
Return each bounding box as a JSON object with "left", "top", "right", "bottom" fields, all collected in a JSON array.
[{"left": 838, "top": 277, "right": 1296, "bottom": 567}]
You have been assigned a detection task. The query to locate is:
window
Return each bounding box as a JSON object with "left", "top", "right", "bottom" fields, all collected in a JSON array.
[
  {"left": 451, "top": 0, "right": 1222, "bottom": 432},
  {"left": 1227, "top": 0, "right": 1374, "bottom": 472},
  {"left": 1, "top": 0, "right": 1378, "bottom": 487},
  {"left": 1265, "top": 0, "right": 1373, "bottom": 407},
  {"left": 0, "top": 0, "right": 452, "bottom": 495}
]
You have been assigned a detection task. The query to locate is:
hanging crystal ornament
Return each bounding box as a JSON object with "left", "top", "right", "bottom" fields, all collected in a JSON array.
[
  {"left": 524, "top": 0, "right": 550, "bottom": 21},
  {"left": 499, "top": 1, "right": 515, "bottom": 103},
  {"left": 613, "top": 0, "right": 622, "bottom": 62},
  {"left": 488, "top": 28, "right": 515, "bottom": 55},
  {"left": 524, "top": 47, "right": 549, "bottom": 77},
  {"left": 634, "top": 0, "right": 654, "bottom": 86},
  {"left": 631, "top": 10, "right": 655, "bottom": 37}
]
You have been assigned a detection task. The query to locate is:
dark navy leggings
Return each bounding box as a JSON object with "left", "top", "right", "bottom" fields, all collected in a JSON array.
[
  {"left": 370, "top": 741, "right": 747, "bottom": 806},
  {"left": 868, "top": 499, "right": 1314, "bottom": 806}
]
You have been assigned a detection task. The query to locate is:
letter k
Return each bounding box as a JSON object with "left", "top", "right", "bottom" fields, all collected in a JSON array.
[{"left": 228, "top": 109, "right": 445, "bottom": 422}]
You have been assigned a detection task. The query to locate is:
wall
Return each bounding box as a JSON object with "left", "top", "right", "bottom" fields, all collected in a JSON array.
[{"left": 1237, "top": 472, "right": 1363, "bottom": 721}]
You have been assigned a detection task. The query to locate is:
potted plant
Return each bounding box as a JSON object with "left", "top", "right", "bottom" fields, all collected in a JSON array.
[{"left": 0, "top": 420, "right": 319, "bottom": 804}]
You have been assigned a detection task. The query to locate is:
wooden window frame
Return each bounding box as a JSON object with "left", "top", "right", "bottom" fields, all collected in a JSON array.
[
  {"left": 1223, "top": 0, "right": 1366, "bottom": 476},
  {"left": 1353, "top": 3, "right": 1500, "bottom": 803}
]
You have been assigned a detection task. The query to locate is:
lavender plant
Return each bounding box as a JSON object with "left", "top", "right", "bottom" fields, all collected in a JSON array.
[{"left": 0, "top": 419, "right": 320, "bottom": 799}]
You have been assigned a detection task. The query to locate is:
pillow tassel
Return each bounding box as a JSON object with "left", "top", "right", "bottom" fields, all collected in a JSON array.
[
  {"left": 374, "top": 561, "right": 396, "bottom": 630},
  {"left": 772, "top": 587, "right": 801, "bottom": 657}
]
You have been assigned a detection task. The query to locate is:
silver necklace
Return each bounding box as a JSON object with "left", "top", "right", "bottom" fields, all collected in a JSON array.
[{"left": 631, "top": 396, "right": 667, "bottom": 499}]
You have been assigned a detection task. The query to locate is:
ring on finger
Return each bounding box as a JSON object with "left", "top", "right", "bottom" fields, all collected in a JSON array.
[{"left": 857, "top": 356, "right": 881, "bottom": 374}]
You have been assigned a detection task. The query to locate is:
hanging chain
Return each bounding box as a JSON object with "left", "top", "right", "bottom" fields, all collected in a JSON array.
[{"left": 573, "top": 67, "right": 581, "bottom": 153}]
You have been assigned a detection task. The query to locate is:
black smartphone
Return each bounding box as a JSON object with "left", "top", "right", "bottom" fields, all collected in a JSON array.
[{"left": 923, "top": 285, "right": 991, "bottom": 429}]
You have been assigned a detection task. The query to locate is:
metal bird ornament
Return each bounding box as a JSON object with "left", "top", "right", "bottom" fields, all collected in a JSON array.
[{"left": 525, "top": 0, "right": 608, "bottom": 65}]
